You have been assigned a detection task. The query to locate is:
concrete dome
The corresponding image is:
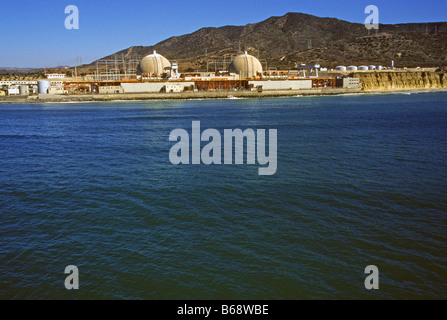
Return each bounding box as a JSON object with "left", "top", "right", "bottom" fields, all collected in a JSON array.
[
  {"left": 228, "top": 52, "right": 263, "bottom": 79},
  {"left": 137, "top": 51, "right": 171, "bottom": 75}
]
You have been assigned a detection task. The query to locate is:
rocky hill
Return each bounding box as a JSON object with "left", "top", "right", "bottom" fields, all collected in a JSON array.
[
  {"left": 93, "top": 12, "right": 447, "bottom": 71},
  {"left": 351, "top": 71, "right": 447, "bottom": 91}
]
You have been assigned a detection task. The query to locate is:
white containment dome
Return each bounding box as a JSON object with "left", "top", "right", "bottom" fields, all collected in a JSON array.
[
  {"left": 137, "top": 50, "right": 171, "bottom": 75},
  {"left": 228, "top": 52, "right": 263, "bottom": 79}
]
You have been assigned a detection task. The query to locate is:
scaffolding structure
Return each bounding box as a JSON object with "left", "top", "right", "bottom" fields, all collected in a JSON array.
[{"left": 95, "top": 54, "right": 141, "bottom": 81}]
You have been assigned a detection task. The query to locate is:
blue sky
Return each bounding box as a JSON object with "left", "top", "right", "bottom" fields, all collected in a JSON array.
[{"left": 1, "top": 0, "right": 445, "bottom": 68}]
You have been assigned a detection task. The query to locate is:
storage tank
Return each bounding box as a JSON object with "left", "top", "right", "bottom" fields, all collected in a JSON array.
[
  {"left": 358, "top": 66, "right": 368, "bottom": 71},
  {"left": 38, "top": 80, "right": 50, "bottom": 94},
  {"left": 376, "top": 65, "right": 383, "bottom": 70},
  {"left": 335, "top": 66, "right": 347, "bottom": 71},
  {"left": 347, "top": 66, "right": 358, "bottom": 71},
  {"left": 368, "top": 65, "right": 376, "bottom": 70},
  {"left": 19, "top": 85, "right": 29, "bottom": 95}
]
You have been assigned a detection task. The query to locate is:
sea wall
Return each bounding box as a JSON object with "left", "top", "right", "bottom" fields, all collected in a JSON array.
[
  {"left": 248, "top": 80, "right": 312, "bottom": 90},
  {"left": 350, "top": 71, "right": 447, "bottom": 91},
  {"left": 0, "top": 88, "right": 363, "bottom": 103},
  {"left": 121, "top": 82, "right": 195, "bottom": 93}
]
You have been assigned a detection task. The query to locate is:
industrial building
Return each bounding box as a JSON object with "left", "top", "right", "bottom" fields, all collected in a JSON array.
[
  {"left": 0, "top": 80, "right": 38, "bottom": 95},
  {"left": 336, "top": 77, "right": 361, "bottom": 89}
]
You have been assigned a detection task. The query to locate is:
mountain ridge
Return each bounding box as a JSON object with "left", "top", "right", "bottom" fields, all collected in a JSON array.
[{"left": 83, "top": 12, "right": 447, "bottom": 70}]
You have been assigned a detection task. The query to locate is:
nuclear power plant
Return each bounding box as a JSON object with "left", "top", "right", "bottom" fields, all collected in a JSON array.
[{"left": 1, "top": 49, "right": 365, "bottom": 97}]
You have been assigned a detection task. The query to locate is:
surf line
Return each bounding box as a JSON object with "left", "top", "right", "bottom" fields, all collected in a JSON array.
[{"left": 169, "top": 121, "right": 277, "bottom": 176}]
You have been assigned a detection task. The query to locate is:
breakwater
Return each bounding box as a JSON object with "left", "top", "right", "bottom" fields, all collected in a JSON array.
[{"left": 0, "top": 88, "right": 362, "bottom": 103}]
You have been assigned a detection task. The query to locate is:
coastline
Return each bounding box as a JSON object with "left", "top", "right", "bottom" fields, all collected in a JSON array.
[{"left": 1, "top": 88, "right": 446, "bottom": 104}]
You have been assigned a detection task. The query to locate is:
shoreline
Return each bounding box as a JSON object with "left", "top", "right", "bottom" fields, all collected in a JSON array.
[{"left": 1, "top": 88, "right": 446, "bottom": 104}]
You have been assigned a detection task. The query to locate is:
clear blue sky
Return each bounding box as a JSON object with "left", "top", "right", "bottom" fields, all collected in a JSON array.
[{"left": 1, "top": 0, "right": 445, "bottom": 68}]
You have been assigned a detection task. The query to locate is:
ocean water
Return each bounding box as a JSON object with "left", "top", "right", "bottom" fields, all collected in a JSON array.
[{"left": 1, "top": 92, "right": 447, "bottom": 300}]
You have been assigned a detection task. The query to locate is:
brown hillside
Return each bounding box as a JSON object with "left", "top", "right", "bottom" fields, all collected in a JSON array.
[{"left": 91, "top": 12, "right": 447, "bottom": 71}]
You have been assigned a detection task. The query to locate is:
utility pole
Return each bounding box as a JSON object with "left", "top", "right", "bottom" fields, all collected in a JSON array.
[
  {"left": 205, "top": 49, "right": 208, "bottom": 73},
  {"left": 123, "top": 54, "right": 127, "bottom": 79},
  {"left": 115, "top": 56, "right": 118, "bottom": 80}
]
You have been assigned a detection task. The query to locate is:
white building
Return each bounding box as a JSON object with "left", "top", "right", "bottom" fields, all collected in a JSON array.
[
  {"left": 46, "top": 73, "right": 66, "bottom": 79},
  {"left": 336, "top": 78, "right": 361, "bottom": 89},
  {"left": 8, "top": 86, "right": 20, "bottom": 95},
  {"left": 99, "top": 85, "right": 124, "bottom": 94},
  {"left": 48, "top": 87, "right": 68, "bottom": 95},
  {"left": 165, "top": 83, "right": 185, "bottom": 93}
]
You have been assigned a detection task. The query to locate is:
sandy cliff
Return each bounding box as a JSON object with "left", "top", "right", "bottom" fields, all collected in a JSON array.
[{"left": 351, "top": 71, "right": 447, "bottom": 91}]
